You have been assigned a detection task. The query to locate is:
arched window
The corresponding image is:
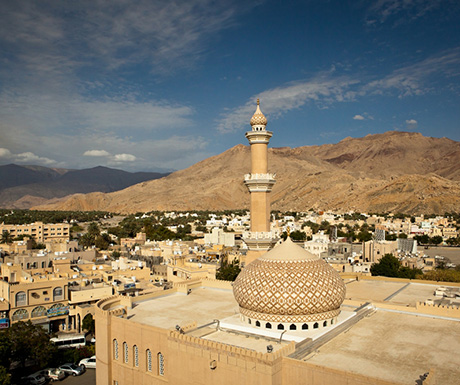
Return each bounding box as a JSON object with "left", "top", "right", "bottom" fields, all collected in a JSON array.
[
  {"left": 41, "top": 261, "right": 45, "bottom": 268},
  {"left": 123, "top": 342, "right": 128, "bottom": 363},
  {"left": 255, "top": 321, "right": 260, "bottom": 327},
  {"left": 113, "top": 340, "right": 119, "bottom": 360},
  {"left": 146, "top": 350, "right": 152, "bottom": 372},
  {"left": 277, "top": 324, "right": 284, "bottom": 330},
  {"left": 157, "top": 353, "right": 165, "bottom": 376},
  {"left": 302, "top": 323, "right": 308, "bottom": 330},
  {"left": 12, "top": 309, "right": 28, "bottom": 321},
  {"left": 323, "top": 321, "right": 327, "bottom": 327},
  {"left": 313, "top": 322, "right": 319, "bottom": 329},
  {"left": 248, "top": 318, "right": 251, "bottom": 324},
  {"left": 15, "top": 291, "right": 27, "bottom": 306},
  {"left": 133, "top": 345, "right": 139, "bottom": 367},
  {"left": 31, "top": 306, "right": 47, "bottom": 318},
  {"left": 265, "top": 322, "right": 272, "bottom": 329},
  {"left": 290, "top": 324, "right": 296, "bottom": 330},
  {"left": 53, "top": 287, "right": 63, "bottom": 301}
]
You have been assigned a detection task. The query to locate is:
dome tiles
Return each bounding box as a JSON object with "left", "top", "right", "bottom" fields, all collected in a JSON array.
[
  {"left": 233, "top": 238, "right": 346, "bottom": 327},
  {"left": 250, "top": 99, "right": 268, "bottom": 127}
]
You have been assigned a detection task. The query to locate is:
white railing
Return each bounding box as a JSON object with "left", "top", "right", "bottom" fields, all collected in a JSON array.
[{"left": 244, "top": 173, "right": 276, "bottom": 180}]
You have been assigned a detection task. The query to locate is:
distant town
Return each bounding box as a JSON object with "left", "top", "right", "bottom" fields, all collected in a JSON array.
[{"left": 1, "top": 208, "right": 459, "bottom": 329}]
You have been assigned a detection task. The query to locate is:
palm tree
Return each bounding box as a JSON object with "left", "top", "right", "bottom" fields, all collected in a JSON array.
[{"left": 1, "top": 231, "right": 13, "bottom": 244}]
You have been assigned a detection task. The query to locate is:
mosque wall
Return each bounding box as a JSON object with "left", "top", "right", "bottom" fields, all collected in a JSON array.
[
  {"left": 251, "top": 191, "right": 271, "bottom": 231},
  {"left": 281, "top": 357, "right": 408, "bottom": 385}
]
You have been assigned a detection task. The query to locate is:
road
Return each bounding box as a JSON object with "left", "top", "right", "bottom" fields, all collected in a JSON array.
[{"left": 61, "top": 369, "right": 95, "bottom": 385}]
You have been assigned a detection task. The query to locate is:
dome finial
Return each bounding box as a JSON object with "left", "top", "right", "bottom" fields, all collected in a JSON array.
[{"left": 250, "top": 99, "right": 267, "bottom": 127}]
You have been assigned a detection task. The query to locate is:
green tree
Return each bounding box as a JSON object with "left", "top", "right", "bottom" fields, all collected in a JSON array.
[
  {"left": 82, "top": 314, "right": 95, "bottom": 335},
  {"left": 0, "top": 366, "right": 11, "bottom": 385},
  {"left": 430, "top": 235, "right": 443, "bottom": 245},
  {"left": 0, "top": 231, "right": 13, "bottom": 244},
  {"left": 0, "top": 331, "right": 11, "bottom": 369},
  {"left": 370, "top": 254, "right": 401, "bottom": 277},
  {"left": 8, "top": 321, "right": 56, "bottom": 368},
  {"left": 216, "top": 260, "right": 241, "bottom": 281}
]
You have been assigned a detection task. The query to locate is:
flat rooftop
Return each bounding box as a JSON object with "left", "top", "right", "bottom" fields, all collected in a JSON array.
[
  {"left": 128, "top": 281, "right": 460, "bottom": 382},
  {"left": 304, "top": 310, "right": 460, "bottom": 385},
  {"left": 345, "top": 279, "right": 457, "bottom": 305}
]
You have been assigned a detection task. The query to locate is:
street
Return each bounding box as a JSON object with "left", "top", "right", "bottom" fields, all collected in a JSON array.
[{"left": 60, "top": 369, "right": 95, "bottom": 385}]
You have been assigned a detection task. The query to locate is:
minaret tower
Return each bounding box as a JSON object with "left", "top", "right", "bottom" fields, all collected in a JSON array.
[{"left": 243, "top": 100, "right": 278, "bottom": 265}]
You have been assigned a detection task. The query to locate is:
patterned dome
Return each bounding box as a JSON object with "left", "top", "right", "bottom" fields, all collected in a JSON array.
[
  {"left": 250, "top": 99, "right": 268, "bottom": 126},
  {"left": 233, "top": 238, "right": 346, "bottom": 324}
]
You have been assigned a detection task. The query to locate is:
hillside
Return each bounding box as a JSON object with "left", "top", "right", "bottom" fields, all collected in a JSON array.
[
  {"left": 31, "top": 131, "right": 460, "bottom": 215},
  {"left": 0, "top": 165, "right": 169, "bottom": 209}
]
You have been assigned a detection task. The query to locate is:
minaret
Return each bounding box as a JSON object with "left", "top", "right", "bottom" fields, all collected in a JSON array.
[{"left": 243, "top": 100, "right": 278, "bottom": 265}]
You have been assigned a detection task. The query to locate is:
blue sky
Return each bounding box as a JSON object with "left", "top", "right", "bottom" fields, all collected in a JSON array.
[{"left": 0, "top": 0, "right": 459, "bottom": 172}]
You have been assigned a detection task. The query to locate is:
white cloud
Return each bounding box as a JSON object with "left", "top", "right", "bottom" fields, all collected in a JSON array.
[
  {"left": 362, "top": 48, "right": 460, "bottom": 98},
  {"left": 15, "top": 152, "right": 56, "bottom": 165},
  {"left": 83, "top": 150, "right": 110, "bottom": 157},
  {"left": 353, "top": 115, "right": 365, "bottom": 120},
  {"left": 112, "top": 154, "right": 137, "bottom": 162},
  {"left": 0, "top": 148, "right": 12, "bottom": 158},
  {"left": 406, "top": 119, "right": 417, "bottom": 125},
  {"left": 217, "top": 74, "right": 359, "bottom": 133}
]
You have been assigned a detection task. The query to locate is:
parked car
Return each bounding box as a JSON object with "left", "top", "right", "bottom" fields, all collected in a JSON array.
[
  {"left": 58, "top": 363, "right": 85, "bottom": 376},
  {"left": 40, "top": 367, "right": 66, "bottom": 381},
  {"left": 21, "top": 372, "right": 46, "bottom": 385},
  {"left": 79, "top": 355, "right": 96, "bottom": 369}
]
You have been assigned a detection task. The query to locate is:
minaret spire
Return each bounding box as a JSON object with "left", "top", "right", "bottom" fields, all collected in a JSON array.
[{"left": 243, "top": 100, "right": 278, "bottom": 265}]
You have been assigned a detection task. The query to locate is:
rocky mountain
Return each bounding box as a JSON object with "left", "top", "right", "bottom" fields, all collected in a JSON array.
[
  {"left": 0, "top": 165, "right": 169, "bottom": 209},
  {"left": 32, "top": 131, "right": 460, "bottom": 214}
]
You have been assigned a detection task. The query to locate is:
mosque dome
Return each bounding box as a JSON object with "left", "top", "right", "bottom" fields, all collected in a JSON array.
[
  {"left": 233, "top": 238, "right": 346, "bottom": 329},
  {"left": 250, "top": 99, "right": 268, "bottom": 127}
]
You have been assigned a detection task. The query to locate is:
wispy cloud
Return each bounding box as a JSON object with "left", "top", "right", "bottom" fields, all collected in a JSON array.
[
  {"left": 362, "top": 48, "right": 460, "bottom": 97},
  {"left": 83, "top": 150, "right": 110, "bottom": 157},
  {"left": 366, "top": 0, "right": 447, "bottom": 25},
  {"left": 217, "top": 74, "right": 360, "bottom": 133}
]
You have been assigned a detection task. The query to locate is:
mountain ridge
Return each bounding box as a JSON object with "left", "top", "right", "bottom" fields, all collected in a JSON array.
[{"left": 30, "top": 131, "right": 460, "bottom": 215}]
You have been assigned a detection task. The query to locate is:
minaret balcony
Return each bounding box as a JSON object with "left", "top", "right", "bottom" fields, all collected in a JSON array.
[
  {"left": 245, "top": 130, "right": 273, "bottom": 144},
  {"left": 244, "top": 173, "right": 276, "bottom": 192}
]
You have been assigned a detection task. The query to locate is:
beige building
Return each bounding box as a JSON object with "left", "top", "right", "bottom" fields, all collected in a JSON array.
[
  {"left": 94, "top": 101, "right": 459, "bottom": 385},
  {"left": 0, "top": 221, "right": 70, "bottom": 243}
]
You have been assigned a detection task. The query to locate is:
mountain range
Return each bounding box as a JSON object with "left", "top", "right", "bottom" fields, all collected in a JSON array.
[
  {"left": 0, "top": 164, "right": 169, "bottom": 209},
  {"left": 29, "top": 131, "right": 460, "bottom": 215}
]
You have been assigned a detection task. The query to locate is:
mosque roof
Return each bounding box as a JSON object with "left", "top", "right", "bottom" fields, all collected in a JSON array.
[{"left": 233, "top": 238, "right": 346, "bottom": 322}]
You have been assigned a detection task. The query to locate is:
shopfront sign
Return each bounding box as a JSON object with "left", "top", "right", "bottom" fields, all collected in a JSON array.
[
  {"left": 47, "top": 306, "right": 69, "bottom": 317},
  {"left": 0, "top": 318, "right": 9, "bottom": 329}
]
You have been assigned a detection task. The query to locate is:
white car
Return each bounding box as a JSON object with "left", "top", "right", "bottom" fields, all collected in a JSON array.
[{"left": 79, "top": 355, "right": 96, "bottom": 369}]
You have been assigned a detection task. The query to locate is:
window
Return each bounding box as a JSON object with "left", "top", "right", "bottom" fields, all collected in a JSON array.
[
  {"left": 323, "top": 321, "right": 327, "bottom": 327},
  {"left": 16, "top": 291, "right": 27, "bottom": 306},
  {"left": 12, "top": 309, "right": 29, "bottom": 321},
  {"left": 255, "top": 321, "right": 260, "bottom": 327},
  {"left": 158, "top": 352, "right": 164, "bottom": 376},
  {"left": 302, "top": 323, "right": 308, "bottom": 330},
  {"left": 277, "top": 324, "right": 284, "bottom": 330},
  {"left": 113, "top": 340, "right": 119, "bottom": 360},
  {"left": 290, "top": 324, "right": 296, "bottom": 330},
  {"left": 133, "top": 345, "right": 139, "bottom": 367},
  {"left": 265, "top": 322, "right": 272, "bottom": 329},
  {"left": 123, "top": 342, "right": 128, "bottom": 363},
  {"left": 53, "top": 287, "right": 63, "bottom": 301},
  {"left": 31, "top": 306, "right": 47, "bottom": 318},
  {"left": 146, "top": 350, "right": 152, "bottom": 372},
  {"left": 313, "top": 322, "right": 319, "bottom": 329}
]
